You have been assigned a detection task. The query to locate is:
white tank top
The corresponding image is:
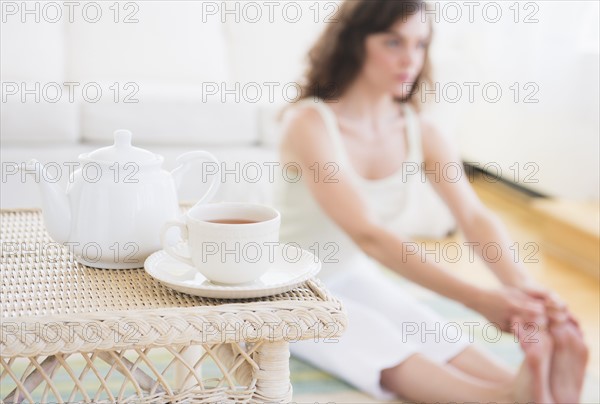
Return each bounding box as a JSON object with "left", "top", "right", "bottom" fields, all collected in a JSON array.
[{"left": 274, "top": 98, "right": 425, "bottom": 281}]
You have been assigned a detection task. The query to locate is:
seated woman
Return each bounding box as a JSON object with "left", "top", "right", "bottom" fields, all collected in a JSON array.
[{"left": 274, "top": 0, "right": 589, "bottom": 402}]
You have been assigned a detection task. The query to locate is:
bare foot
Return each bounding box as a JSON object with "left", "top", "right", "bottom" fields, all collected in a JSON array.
[
  {"left": 512, "top": 316, "right": 555, "bottom": 403},
  {"left": 549, "top": 313, "right": 589, "bottom": 403}
]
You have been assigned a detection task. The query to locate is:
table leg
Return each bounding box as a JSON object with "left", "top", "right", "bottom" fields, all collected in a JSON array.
[{"left": 252, "top": 340, "right": 292, "bottom": 403}]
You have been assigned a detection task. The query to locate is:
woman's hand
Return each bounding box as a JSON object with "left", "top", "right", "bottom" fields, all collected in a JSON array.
[
  {"left": 469, "top": 287, "right": 546, "bottom": 332},
  {"left": 518, "top": 282, "right": 584, "bottom": 329},
  {"left": 518, "top": 282, "right": 566, "bottom": 311}
]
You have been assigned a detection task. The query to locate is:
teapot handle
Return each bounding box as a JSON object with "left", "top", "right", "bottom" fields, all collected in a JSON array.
[
  {"left": 171, "top": 151, "right": 221, "bottom": 204},
  {"left": 160, "top": 220, "right": 194, "bottom": 267}
]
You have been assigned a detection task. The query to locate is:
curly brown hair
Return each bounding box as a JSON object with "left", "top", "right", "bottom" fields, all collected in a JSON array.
[{"left": 299, "top": 0, "right": 433, "bottom": 111}]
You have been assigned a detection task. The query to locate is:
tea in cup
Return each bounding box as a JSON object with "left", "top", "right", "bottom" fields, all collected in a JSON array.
[{"left": 160, "top": 202, "right": 280, "bottom": 284}]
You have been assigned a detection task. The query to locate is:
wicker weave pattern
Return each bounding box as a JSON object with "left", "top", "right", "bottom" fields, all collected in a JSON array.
[{"left": 0, "top": 210, "right": 347, "bottom": 403}]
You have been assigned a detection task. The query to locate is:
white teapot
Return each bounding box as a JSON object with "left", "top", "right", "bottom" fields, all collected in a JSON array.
[{"left": 30, "top": 129, "right": 220, "bottom": 269}]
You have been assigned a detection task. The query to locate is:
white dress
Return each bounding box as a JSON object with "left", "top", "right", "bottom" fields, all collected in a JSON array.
[{"left": 273, "top": 98, "right": 471, "bottom": 400}]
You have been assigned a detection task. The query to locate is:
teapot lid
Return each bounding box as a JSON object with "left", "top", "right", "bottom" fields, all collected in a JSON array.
[{"left": 81, "top": 130, "right": 159, "bottom": 164}]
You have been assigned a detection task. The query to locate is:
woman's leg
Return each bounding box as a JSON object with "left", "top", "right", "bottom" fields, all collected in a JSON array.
[
  {"left": 381, "top": 354, "right": 512, "bottom": 402},
  {"left": 380, "top": 325, "right": 555, "bottom": 403},
  {"left": 447, "top": 345, "right": 515, "bottom": 385}
]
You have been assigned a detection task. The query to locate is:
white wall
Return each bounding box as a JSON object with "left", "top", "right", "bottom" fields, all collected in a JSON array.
[
  {"left": 63, "top": 2, "right": 230, "bottom": 84},
  {"left": 1, "top": 2, "right": 66, "bottom": 82},
  {"left": 428, "top": 1, "right": 599, "bottom": 200},
  {"left": 2, "top": 0, "right": 598, "bottom": 199}
]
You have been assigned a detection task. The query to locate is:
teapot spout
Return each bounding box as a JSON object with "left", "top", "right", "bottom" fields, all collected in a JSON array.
[{"left": 27, "top": 160, "right": 71, "bottom": 244}]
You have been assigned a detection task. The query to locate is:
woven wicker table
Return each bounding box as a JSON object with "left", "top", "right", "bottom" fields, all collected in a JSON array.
[{"left": 0, "top": 210, "right": 347, "bottom": 403}]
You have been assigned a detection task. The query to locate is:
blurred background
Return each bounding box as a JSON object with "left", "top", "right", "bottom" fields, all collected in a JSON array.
[
  {"left": 1, "top": 0, "right": 599, "bottom": 402},
  {"left": 2, "top": 0, "right": 598, "bottom": 200}
]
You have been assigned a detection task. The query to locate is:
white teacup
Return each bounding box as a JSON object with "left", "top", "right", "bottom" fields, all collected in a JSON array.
[{"left": 160, "top": 202, "right": 280, "bottom": 285}]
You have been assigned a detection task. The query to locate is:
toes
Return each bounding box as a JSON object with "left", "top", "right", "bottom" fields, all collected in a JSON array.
[
  {"left": 567, "top": 315, "right": 585, "bottom": 337},
  {"left": 548, "top": 308, "right": 569, "bottom": 324},
  {"left": 550, "top": 321, "right": 590, "bottom": 362},
  {"left": 567, "top": 312, "right": 583, "bottom": 329},
  {"left": 549, "top": 321, "right": 570, "bottom": 348},
  {"left": 572, "top": 330, "right": 590, "bottom": 363}
]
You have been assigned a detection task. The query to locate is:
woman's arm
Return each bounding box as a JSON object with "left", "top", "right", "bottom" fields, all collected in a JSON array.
[
  {"left": 280, "top": 106, "right": 543, "bottom": 329},
  {"left": 420, "top": 119, "right": 557, "bottom": 298}
]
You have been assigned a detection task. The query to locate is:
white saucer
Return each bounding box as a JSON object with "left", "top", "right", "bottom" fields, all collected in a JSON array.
[{"left": 144, "top": 244, "right": 321, "bottom": 299}]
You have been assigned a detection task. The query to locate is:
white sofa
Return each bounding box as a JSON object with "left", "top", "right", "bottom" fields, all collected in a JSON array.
[{"left": 1, "top": 90, "right": 280, "bottom": 203}]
